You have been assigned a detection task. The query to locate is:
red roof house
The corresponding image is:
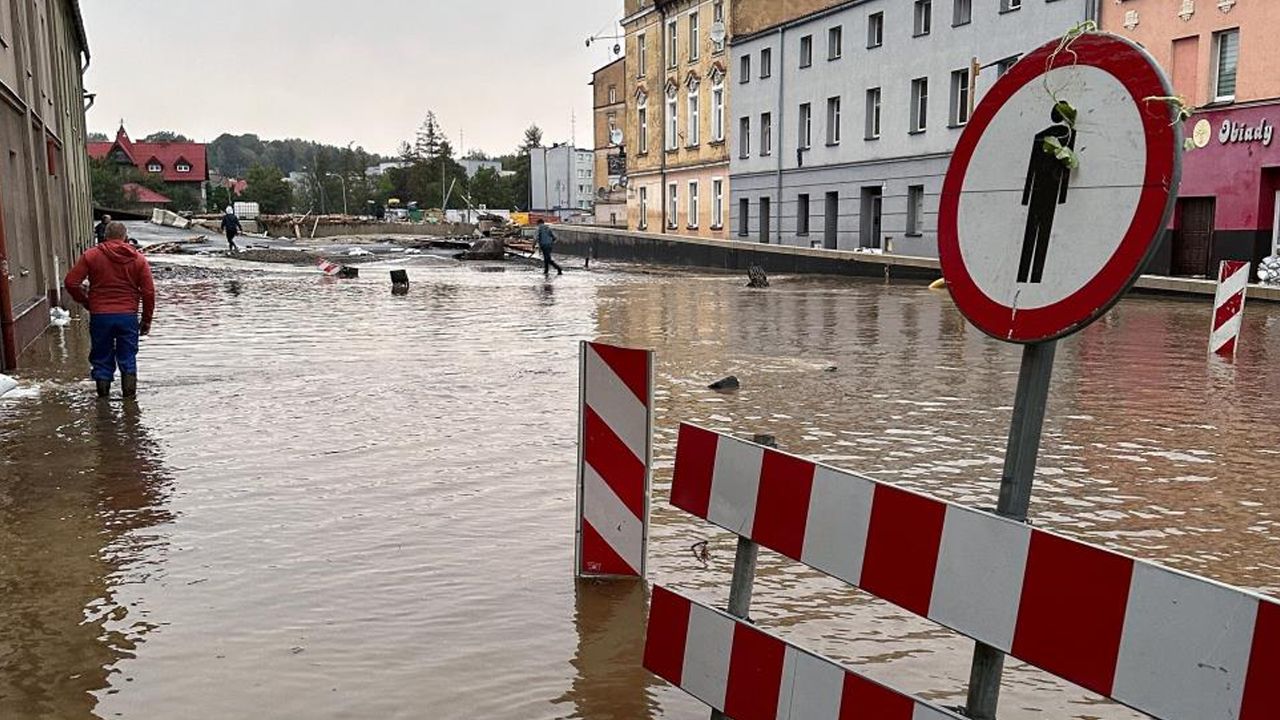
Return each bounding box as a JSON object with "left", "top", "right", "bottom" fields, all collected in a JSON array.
[
  {"left": 89, "top": 124, "right": 208, "bottom": 186},
  {"left": 121, "top": 183, "right": 172, "bottom": 207}
]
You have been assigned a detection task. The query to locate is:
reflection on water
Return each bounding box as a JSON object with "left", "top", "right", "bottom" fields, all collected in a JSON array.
[{"left": 0, "top": 262, "right": 1276, "bottom": 719}]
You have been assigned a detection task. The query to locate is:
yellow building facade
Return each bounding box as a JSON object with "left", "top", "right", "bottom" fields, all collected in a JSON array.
[{"left": 623, "top": 0, "right": 731, "bottom": 239}]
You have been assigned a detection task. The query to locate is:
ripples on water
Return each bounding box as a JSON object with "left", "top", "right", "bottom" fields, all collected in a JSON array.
[{"left": 0, "top": 261, "right": 1276, "bottom": 719}]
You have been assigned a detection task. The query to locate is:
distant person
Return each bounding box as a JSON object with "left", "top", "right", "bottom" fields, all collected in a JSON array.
[
  {"left": 220, "top": 206, "right": 242, "bottom": 253},
  {"left": 64, "top": 222, "right": 156, "bottom": 399},
  {"left": 94, "top": 214, "right": 112, "bottom": 243},
  {"left": 535, "top": 219, "right": 563, "bottom": 277}
]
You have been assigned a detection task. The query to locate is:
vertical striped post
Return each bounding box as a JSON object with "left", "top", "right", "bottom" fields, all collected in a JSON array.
[
  {"left": 575, "top": 341, "right": 653, "bottom": 578},
  {"left": 1210, "top": 260, "right": 1251, "bottom": 358}
]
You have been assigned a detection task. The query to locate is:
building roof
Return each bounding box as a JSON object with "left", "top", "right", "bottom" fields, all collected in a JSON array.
[
  {"left": 88, "top": 125, "right": 208, "bottom": 183},
  {"left": 122, "top": 183, "right": 172, "bottom": 205}
]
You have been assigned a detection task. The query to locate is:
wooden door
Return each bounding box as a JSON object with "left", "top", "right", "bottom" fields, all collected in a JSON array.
[{"left": 1173, "top": 198, "right": 1214, "bottom": 277}]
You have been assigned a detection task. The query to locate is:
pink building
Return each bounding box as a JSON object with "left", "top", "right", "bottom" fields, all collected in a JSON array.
[{"left": 1102, "top": 0, "right": 1280, "bottom": 278}]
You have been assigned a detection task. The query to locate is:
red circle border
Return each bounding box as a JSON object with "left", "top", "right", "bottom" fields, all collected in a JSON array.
[{"left": 937, "top": 33, "right": 1182, "bottom": 344}]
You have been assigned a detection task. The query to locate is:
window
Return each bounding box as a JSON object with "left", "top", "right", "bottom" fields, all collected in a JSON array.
[
  {"left": 739, "top": 198, "right": 750, "bottom": 236},
  {"left": 689, "top": 11, "right": 700, "bottom": 61},
  {"left": 797, "top": 193, "right": 811, "bottom": 235},
  {"left": 914, "top": 0, "right": 932, "bottom": 37},
  {"left": 639, "top": 186, "right": 648, "bottom": 229},
  {"left": 761, "top": 112, "right": 772, "bottom": 156},
  {"left": 176, "top": 162, "right": 192, "bottom": 173},
  {"left": 608, "top": 85, "right": 617, "bottom": 104},
  {"left": 1000, "top": 0, "right": 1021, "bottom": 11},
  {"left": 1214, "top": 29, "right": 1239, "bottom": 102},
  {"left": 910, "top": 77, "right": 929, "bottom": 133},
  {"left": 867, "top": 12, "right": 884, "bottom": 48},
  {"left": 997, "top": 56, "right": 1018, "bottom": 77},
  {"left": 907, "top": 185, "right": 925, "bottom": 235},
  {"left": 760, "top": 47, "right": 772, "bottom": 78},
  {"left": 638, "top": 33, "right": 647, "bottom": 77},
  {"left": 712, "top": 82, "right": 725, "bottom": 141},
  {"left": 666, "top": 92, "right": 678, "bottom": 151},
  {"left": 740, "top": 116, "right": 751, "bottom": 157},
  {"left": 953, "top": 0, "right": 972, "bottom": 26},
  {"left": 668, "top": 183, "right": 679, "bottom": 229},
  {"left": 740, "top": 54, "right": 751, "bottom": 83},
  {"left": 713, "top": 2, "right": 725, "bottom": 52},
  {"left": 713, "top": 179, "right": 724, "bottom": 228},
  {"left": 638, "top": 104, "right": 649, "bottom": 153},
  {"left": 800, "top": 35, "right": 813, "bottom": 68},
  {"left": 950, "top": 68, "right": 970, "bottom": 126},
  {"left": 687, "top": 89, "right": 700, "bottom": 146},
  {"left": 147, "top": 162, "right": 162, "bottom": 173},
  {"left": 827, "top": 97, "right": 842, "bottom": 145},
  {"left": 865, "top": 87, "right": 882, "bottom": 139},
  {"left": 667, "top": 19, "right": 678, "bottom": 67},
  {"left": 688, "top": 181, "right": 699, "bottom": 228},
  {"left": 828, "top": 26, "right": 843, "bottom": 60},
  {"left": 799, "top": 103, "right": 812, "bottom": 149}
]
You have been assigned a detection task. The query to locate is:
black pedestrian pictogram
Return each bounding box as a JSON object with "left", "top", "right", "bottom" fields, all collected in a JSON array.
[{"left": 1019, "top": 106, "right": 1077, "bottom": 284}]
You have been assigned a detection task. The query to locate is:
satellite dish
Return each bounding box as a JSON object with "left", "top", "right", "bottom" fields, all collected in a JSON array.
[
  {"left": 610, "top": 128, "right": 624, "bottom": 145},
  {"left": 618, "top": 175, "right": 629, "bottom": 188},
  {"left": 613, "top": 43, "right": 622, "bottom": 56},
  {"left": 710, "top": 21, "right": 727, "bottom": 46}
]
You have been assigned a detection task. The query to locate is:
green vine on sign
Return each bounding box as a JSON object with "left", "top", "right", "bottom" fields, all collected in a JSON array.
[
  {"left": 1038, "top": 22, "right": 1096, "bottom": 172},
  {"left": 1042, "top": 100, "right": 1080, "bottom": 170},
  {"left": 1143, "top": 94, "right": 1198, "bottom": 151}
]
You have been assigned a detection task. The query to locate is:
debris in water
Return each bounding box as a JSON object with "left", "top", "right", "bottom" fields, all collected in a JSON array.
[
  {"left": 50, "top": 307, "right": 71, "bottom": 327},
  {"left": 390, "top": 269, "right": 410, "bottom": 295},
  {"left": 708, "top": 376, "right": 740, "bottom": 391},
  {"left": 0, "top": 374, "right": 17, "bottom": 398},
  {"left": 690, "top": 540, "right": 711, "bottom": 567},
  {"left": 747, "top": 265, "right": 770, "bottom": 288}
]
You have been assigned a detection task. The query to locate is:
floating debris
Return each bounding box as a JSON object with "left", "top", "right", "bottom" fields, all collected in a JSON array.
[
  {"left": 747, "top": 265, "right": 769, "bottom": 288},
  {"left": 708, "top": 376, "right": 740, "bottom": 391}
]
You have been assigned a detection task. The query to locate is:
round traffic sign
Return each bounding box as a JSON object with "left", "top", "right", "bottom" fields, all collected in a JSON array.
[{"left": 938, "top": 32, "right": 1182, "bottom": 344}]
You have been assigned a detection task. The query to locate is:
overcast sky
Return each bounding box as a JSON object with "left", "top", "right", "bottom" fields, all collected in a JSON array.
[{"left": 81, "top": 0, "right": 623, "bottom": 157}]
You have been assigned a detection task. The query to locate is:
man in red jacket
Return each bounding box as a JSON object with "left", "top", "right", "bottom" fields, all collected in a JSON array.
[{"left": 64, "top": 222, "right": 156, "bottom": 399}]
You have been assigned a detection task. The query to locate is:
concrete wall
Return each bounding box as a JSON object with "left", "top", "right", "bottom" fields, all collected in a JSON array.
[
  {"left": 0, "top": 0, "right": 92, "bottom": 369},
  {"left": 259, "top": 220, "right": 475, "bottom": 239},
  {"left": 729, "top": 0, "right": 1092, "bottom": 255}
]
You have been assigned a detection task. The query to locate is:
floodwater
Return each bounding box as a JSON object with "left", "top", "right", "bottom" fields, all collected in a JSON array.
[{"left": 1, "top": 258, "right": 1278, "bottom": 720}]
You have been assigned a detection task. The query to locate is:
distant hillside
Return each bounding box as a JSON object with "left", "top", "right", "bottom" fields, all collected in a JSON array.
[{"left": 207, "top": 134, "right": 384, "bottom": 178}]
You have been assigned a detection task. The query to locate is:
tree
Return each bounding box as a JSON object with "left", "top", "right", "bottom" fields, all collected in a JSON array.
[
  {"left": 242, "top": 165, "right": 292, "bottom": 214},
  {"left": 143, "top": 130, "right": 193, "bottom": 143},
  {"left": 88, "top": 156, "right": 127, "bottom": 209},
  {"left": 469, "top": 167, "right": 512, "bottom": 210},
  {"left": 87, "top": 131, "right": 109, "bottom": 142},
  {"left": 507, "top": 123, "right": 544, "bottom": 211},
  {"left": 521, "top": 124, "right": 544, "bottom": 151},
  {"left": 415, "top": 112, "right": 445, "bottom": 161}
]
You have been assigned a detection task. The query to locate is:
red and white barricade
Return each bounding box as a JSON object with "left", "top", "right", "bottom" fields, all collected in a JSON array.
[
  {"left": 645, "top": 585, "right": 964, "bottom": 720},
  {"left": 575, "top": 341, "right": 653, "bottom": 578},
  {"left": 317, "top": 258, "right": 341, "bottom": 276},
  {"left": 661, "top": 424, "right": 1279, "bottom": 720},
  {"left": 1210, "top": 260, "right": 1251, "bottom": 357}
]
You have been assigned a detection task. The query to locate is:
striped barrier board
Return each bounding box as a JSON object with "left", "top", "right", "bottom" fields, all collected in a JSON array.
[
  {"left": 575, "top": 341, "right": 653, "bottom": 578},
  {"left": 670, "top": 424, "right": 1280, "bottom": 720},
  {"left": 1211, "top": 260, "right": 1251, "bottom": 357},
  {"left": 644, "top": 585, "right": 965, "bottom": 720}
]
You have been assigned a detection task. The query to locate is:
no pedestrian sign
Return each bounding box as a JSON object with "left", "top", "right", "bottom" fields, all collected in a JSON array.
[{"left": 939, "top": 32, "right": 1182, "bottom": 344}]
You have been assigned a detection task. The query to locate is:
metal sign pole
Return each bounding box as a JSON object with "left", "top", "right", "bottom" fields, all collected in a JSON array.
[{"left": 964, "top": 340, "right": 1057, "bottom": 719}]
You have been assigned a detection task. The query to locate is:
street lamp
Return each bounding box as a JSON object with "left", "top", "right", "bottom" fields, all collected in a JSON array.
[{"left": 326, "top": 172, "right": 349, "bottom": 215}]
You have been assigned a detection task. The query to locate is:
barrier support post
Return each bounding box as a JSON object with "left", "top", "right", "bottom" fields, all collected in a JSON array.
[
  {"left": 710, "top": 434, "right": 775, "bottom": 720},
  {"left": 964, "top": 341, "right": 1057, "bottom": 720}
]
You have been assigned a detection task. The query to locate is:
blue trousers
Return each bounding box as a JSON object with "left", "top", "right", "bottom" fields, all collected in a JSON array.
[{"left": 89, "top": 313, "right": 140, "bottom": 381}]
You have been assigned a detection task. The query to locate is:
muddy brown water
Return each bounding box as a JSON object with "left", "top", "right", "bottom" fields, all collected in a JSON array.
[{"left": 1, "top": 262, "right": 1277, "bottom": 720}]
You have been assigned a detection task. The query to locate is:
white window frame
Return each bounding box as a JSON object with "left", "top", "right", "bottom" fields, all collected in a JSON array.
[
  {"left": 910, "top": 77, "right": 929, "bottom": 133},
  {"left": 176, "top": 162, "right": 192, "bottom": 173},
  {"left": 868, "top": 12, "right": 884, "bottom": 48},
  {"left": 827, "top": 96, "right": 842, "bottom": 145},
  {"left": 953, "top": 0, "right": 972, "bottom": 27},
  {"left": 740, "top": 116, "right": 751, "bottom": 158},
  {"left": 668, "top": 183, "right": 679, "bottom": 229},
  {"left": 799, "top": 103, "right": 812, "bottom": 149},
  {"left": 689, "top": 11, "right": 700, "bottom": 62},
  {"left": 828, "top": 26, "right": 843, "bottom": 60},
  {"left": 147, "top": 162, "right": 162, "bottom": 173},
  {"left": 760, "top": 47, "right": 772, "bottom": 79},
  {"left": 712, "top": 82, "right": 725, "bottom": 141},
  {"left": 914, "top": 0, "right": 932, "bottom": 37},
  {"left": 713, "top": 2, "right": 725, "bottom": 52},
  {"left": 1000, "top": 0, "right": 1021, "bottom": 11},
  {"left": 667, "top": 19, "right": 678, "bottom": 68},
  {"left": 638, "top": 186, "right": 649, "bottom": 230},
  {"left": 866, "top": 87, "right": 882, "bottom": 140},
  {"left": 761, "top": 112, "right": 772, "bottom": 156},
  {"left": 688, "top": 181, "right": 699, "bottom": 228},
  {"left": 608, "top": 85, "right": 617, "bottom": 104},
  {"left": 740, "top": 54, "right": 751, "bottom": 83},
  {"left": 712, "top": 178, "right": 724, "bottom": 228},
  {"left": 907, "top": 185, "right": 925, "bottom": 235},
  {"left": 687, "top": 87, "right": 701, "bottom": 146},
  {"left": 638, "top": 33, "right": 647, "bottom": 77},
  {"left": 666, "top": 91, "right": 679, "bottom": 151},
  {"left": 1213, "top": 29, "right": 1240, "bottom": 103},
  {"left": 950, "top": 68, "right": 970, "bottom": 126},
  {"left": 638, "top": 104, "right": 649, "bottom": 154},
  {"left": 800, "top": 35, "right": 813, "bottom": 68}
]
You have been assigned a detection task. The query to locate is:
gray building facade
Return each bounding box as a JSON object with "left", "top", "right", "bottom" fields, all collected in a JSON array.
[
  {"left": 730, "top": 0, "right": 1097, "bottom": 256},
  {"left": 530, "top": 144, "right": 596, "bottom": 217}
]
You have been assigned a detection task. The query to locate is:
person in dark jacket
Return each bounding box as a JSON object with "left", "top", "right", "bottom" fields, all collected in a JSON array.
[
  {"left": 93, "top": 214, "right": 112, "bottom": 243},
  {"left": 535, "top": 219, "right": 563, "bottom": 276},
  {"left": 64, "top": 222, "right": 156, "bottom": 399},
  {"left": 220, "top": 206, "right": 242, "bottom": 253}
]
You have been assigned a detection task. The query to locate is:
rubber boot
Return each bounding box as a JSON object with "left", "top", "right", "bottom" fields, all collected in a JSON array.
[
  {"left": 96, "top": 379, "right": 111, "bottom": 399},
  {"left": 121, "top": 374, "right": 137, "bottom": 399}
]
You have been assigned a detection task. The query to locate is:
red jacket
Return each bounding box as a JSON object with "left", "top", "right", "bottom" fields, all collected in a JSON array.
[{"left": 64, "top": 240, "right": 156, "bottom": 324}]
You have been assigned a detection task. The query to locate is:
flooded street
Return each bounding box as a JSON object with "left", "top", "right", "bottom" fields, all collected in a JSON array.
[{"left": 2, "top": 260, "right": 1278, "bottom": 720}]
